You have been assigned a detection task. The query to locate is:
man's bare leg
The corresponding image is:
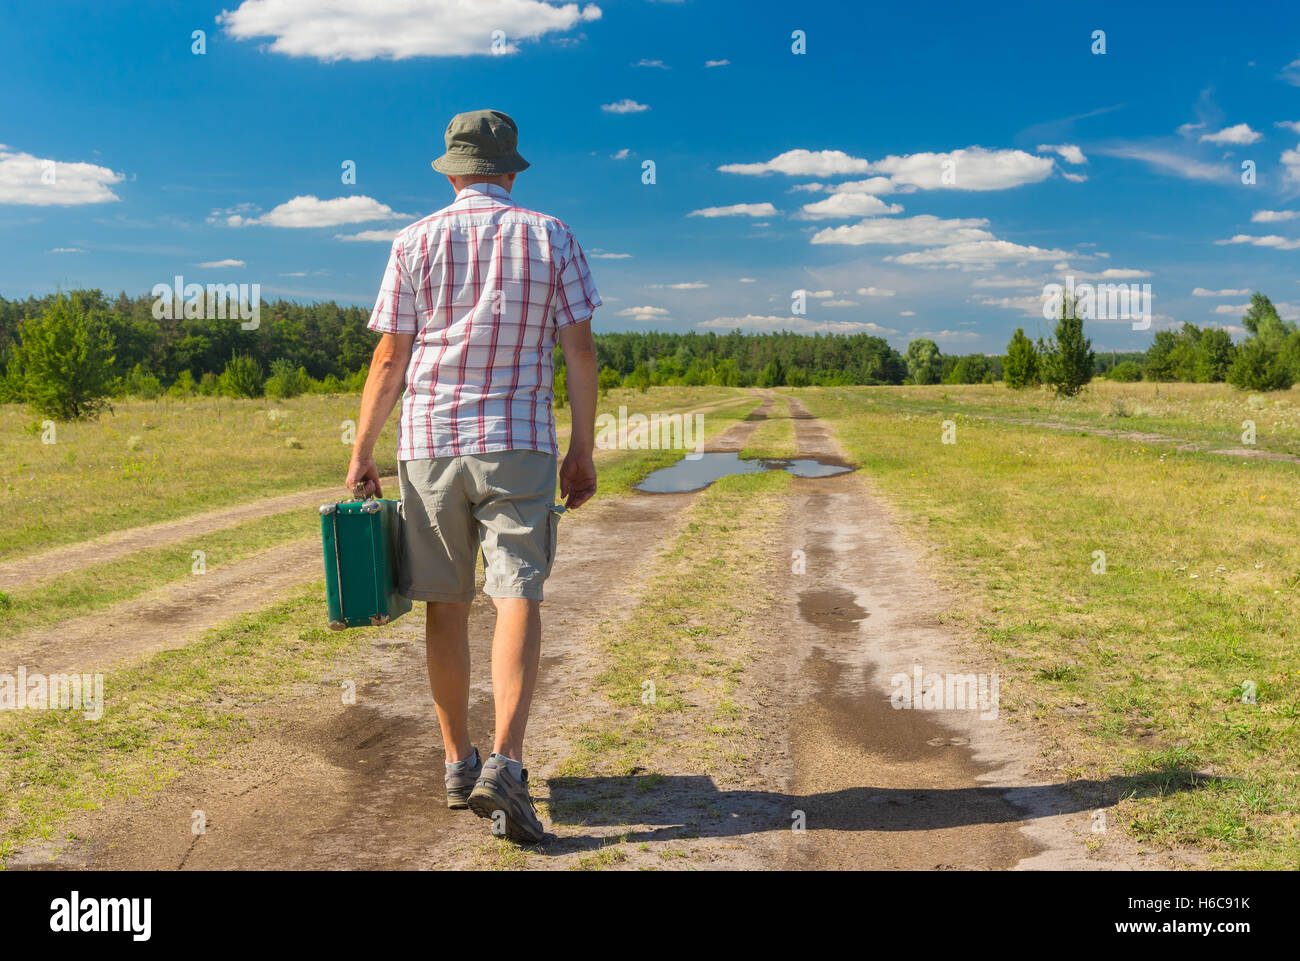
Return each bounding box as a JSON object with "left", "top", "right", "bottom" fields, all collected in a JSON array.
[
  {"left": 425, "top": 600, "right": 473, "bottom": 763},
  {"left": 489, "top": 597, "right": 542, "bottom": 761}
]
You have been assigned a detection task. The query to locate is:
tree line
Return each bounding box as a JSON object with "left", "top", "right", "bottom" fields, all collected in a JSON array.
[{"left": 0, "top": 288, "right": 1291, "bottom": 421}]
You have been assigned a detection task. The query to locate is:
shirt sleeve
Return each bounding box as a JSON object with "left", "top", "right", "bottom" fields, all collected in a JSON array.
[
  {"left": 367, "top": 237, "right": 417, "bottom": 335},
  {"left": 552, "top": 229, "right": 602, "bottom": 329}
]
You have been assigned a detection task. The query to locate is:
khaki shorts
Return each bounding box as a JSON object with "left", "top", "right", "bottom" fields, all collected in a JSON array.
[{"left": 397, "top": 450, "right": 560, "bottom": 603}]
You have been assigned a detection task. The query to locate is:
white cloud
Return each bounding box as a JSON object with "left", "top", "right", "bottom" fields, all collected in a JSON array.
[
  {"left": 704, "top": 59, "right": 730, "bottom": 68},
  {"left": 602, "top": 99, "right": 650, "bottom": 114},
  {"left": 1216, "top": 234, "right": 1300, "bottom": 250},
  {"left": 196, "top": 258, "right": 247, "bottom": 268},
  {"left": 719, "top": 146, "right": 1054, "bottom": 191},
  {"left": 1036, "top": 143, "right": 1087, "bottom": 164},
  {"left": 617, "top": 305, "right": 670, "bottom": 321},
  {"left": 910, "top": 329, "right": 980, "bottom": 342},
  {"left": 796, "top": 193, "right": 902, "bottom": 219},
  {"left": 650, "top": 281, "right": 708, "bottom": 289},
  {"left": 890, "top": 239, "right": 1069, "bottom": 266},
  {"left": 1275, "top": 120, "right": 1300, "bottom": 133},
  {"left": 1193, "top": 287, "right": 1250, "bottom": 296},
  {"left": 810, "top": 214, "right": 993, "bottom": 247},
  {"left": 970, "top": 275, "right": 1038, "bottom": 288},
  {"left": 718, "top": 149, "right": 872, "bottom": 177},
  {"left": 738, "top": 277, "right": 756, "bottom": 283},
  {"left": 1214, "top": 303, "right": 1250, "bottom": 314},
  {"left": 47, "top": 247, "right": 84, "bottom": 253},
  {"left": 789, "top": 182, "right": 827, "bottom": 193},
  {"left": 803, "top": 289, "right": 835, "bottom": 298},
  {"left": 856, "top": 286, "right": 895, "bottom": 297},
  {"left": 633, "top": 59, "right": 667, "bottom": 69},
  {"left": 972, "top": 294, "right": 1044, "bottom": 316},
  {"left": 590, "top": 250, "right": 631, "bottom": 259},
  {"left": 1061, "top": 171, "right": 1088, "bottom": 183},
  {"left": 1097, "top": 145, "right": 1229, "bottom": 181},
  {"left": 0, "top": 148, "right": 124, "bottom": 206},
  {"left": 610, "top": 148, "right": 631, "bottom": 160},
  {"left": 687, "top": 202, "right": 777, "bottom": 218},
  {"left": 899, "top": 310, "right": 916, "bottom": 317},
  {"left": 1071, "top": 267, "right": 1152, "bottom": 279},
  {"left": 1283, "top": 144, "right": 1300, "bottom": 189},
  {"left": 335, "top": 229, "right": 398, "bottom": 242},
  {"left": 226, "top": 195, "right": 409, "bottom": 228},
  {"left": 1252, "top": 209, "right": 1298, "bottom": 222},
  {"left": 1199, "top": 123, "right": 1263, "bottom": 145},
  {"left": 821, "top": 299, "right": 857, "bottom": 307},
  {"left": 218, "top": 0, "right": 601, "bottom": 60},
  {"left": 868, "top": 147, "right": 1055, "bottom": 191},
  {"left": 698, "top": 313, "right": 897, "bottom": 335},
  {"left": 828, "top": 176, "right": 899, "bottom": 195}
]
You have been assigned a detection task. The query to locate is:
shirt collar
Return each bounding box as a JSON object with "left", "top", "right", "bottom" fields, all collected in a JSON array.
[{"left": 455, "top": 182, "right": 513, "bottom": 203}]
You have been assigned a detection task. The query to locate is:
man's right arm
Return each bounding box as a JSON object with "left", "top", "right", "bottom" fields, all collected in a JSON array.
[{"left": 558, "top": 318, "right": 598, "bottom": 510}]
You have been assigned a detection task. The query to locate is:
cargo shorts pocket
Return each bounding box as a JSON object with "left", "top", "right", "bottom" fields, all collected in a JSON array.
[{"left": 545, "top": 505, "right": 563, "bottom": 577}]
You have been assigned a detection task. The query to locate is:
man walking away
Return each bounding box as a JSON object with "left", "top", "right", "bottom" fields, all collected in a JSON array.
[{"left": 346, "top": 109, "right": 601, "bottom": 844}]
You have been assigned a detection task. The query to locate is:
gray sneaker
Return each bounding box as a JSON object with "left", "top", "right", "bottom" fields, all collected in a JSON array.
[
  {"left": 444, "top": 748, "right": 482, "bottom": 810},
  {"left": 467, "top": 756, "right": 545, "bottom": 844}
]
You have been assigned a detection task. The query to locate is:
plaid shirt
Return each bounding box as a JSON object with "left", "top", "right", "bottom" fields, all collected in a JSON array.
[{"left": 368, "top": 183, "right": 601, "bottom": 460}]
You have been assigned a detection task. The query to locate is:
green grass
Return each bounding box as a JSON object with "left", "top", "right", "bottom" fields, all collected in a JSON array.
[
  {"left": 792, "top": 385, "right": 1300, "bottom": 868},
  {"left": 0, "top": 394, "right": 398, "bottom": 563},
  {"left": 0, "top": 510, "right": 315, "bottom": 637},
  {"left": 1, "top": 387, "right": 750, "bottom": 565},
  {"left": 738, "top": 394, "right": 799, "bottom": 460},
  {"left": 0, "top": 585, "right": 376, "bottom": 865},
  {"left": 833, "top": 381, "right": 1300, "bottom": 457},
  {"left": 551, "top": 469, "right": 790, "bottom": 795}
]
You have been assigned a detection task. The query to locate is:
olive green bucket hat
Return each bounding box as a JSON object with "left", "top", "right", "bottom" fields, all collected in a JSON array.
[{"left": 431, "top": 109, "right": 531, "bottom": 176}]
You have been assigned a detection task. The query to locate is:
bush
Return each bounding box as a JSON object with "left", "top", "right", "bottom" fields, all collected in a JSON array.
[
  {"left": 10, "top": 293, "right": 116, "bottom": 421},
  {"left": 1108, "top": 360, "right": 1143, "bottom": 382},
  {"left": 1227, "top": 337, "right": 1295, "bottom": 391},
  {"left": 218, "top": 352, "right": 264, "bottom": 398},
  {"left": 198, "top": 371, "right": 220, "bottom": 396},
  {"left": 121, "top": 363, "right": 163, "bottom": 399},
  {"left": 597, "top": 366, "right": 621, "bottom": 397},
  {"left": 343, "top": 364, "right": 369, "bottom": 393},
  {"left": 168, "top": 369, "right": 198, "bottom": 397},
  {"left": 264, "top": 358, "right": 311, "bottom": 399},
  {"left": 626, "top": 363, "right": 651, "bottom": 393},
  {"left": 553, "top": 365, "right": 568, "bottom": 408}
]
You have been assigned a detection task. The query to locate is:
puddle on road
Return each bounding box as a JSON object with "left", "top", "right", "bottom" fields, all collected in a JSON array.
[{"left": 636, "top": 451, "right": 853, "bottom": 494}]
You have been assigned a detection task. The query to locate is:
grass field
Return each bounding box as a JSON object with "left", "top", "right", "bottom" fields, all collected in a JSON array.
[
  {"left": 789, "top": 383, "right": 1300, "bottom": 868},
  {"left": 3, "top": 380, "right": 1297, "bottom": 868},
  {"left": 0, "top": 384, "right": 746, "bottom": 565}
]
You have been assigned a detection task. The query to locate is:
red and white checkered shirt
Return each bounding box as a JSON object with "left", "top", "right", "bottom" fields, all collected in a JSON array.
[{"left": 368, "top": 182, "right": 601, "bottom": 460}]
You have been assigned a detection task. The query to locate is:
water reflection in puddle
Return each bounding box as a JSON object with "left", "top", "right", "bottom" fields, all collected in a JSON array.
[{"left": 636, "top": 451, "right": 854, "bottom": 493}]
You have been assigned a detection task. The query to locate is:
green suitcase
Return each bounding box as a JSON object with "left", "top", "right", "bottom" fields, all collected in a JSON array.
[{"left": 319, "top": 496, "right": 412, "bottom": 629}]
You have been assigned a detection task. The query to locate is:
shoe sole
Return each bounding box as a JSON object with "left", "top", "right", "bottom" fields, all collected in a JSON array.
[{"left": 467, "top": 781, "right": 544, "bottom": 844}]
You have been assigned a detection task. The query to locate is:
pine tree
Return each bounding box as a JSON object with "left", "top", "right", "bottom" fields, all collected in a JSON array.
[
  {"left": 1040, "top": 296, "right": 1094, "bottom": 397},
  {"left": 1003, "top": 328, "right": 1038, "bottom": 389}
]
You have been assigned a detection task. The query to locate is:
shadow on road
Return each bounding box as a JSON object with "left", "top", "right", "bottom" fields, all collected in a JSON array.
[{"left": 535, "top": 770, "right": 1226, "bottom": 855}]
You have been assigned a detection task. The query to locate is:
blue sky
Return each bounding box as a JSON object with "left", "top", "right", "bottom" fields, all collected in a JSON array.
[{"left": 3, "top": 0, "right": 1300, "bottom": 354}]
